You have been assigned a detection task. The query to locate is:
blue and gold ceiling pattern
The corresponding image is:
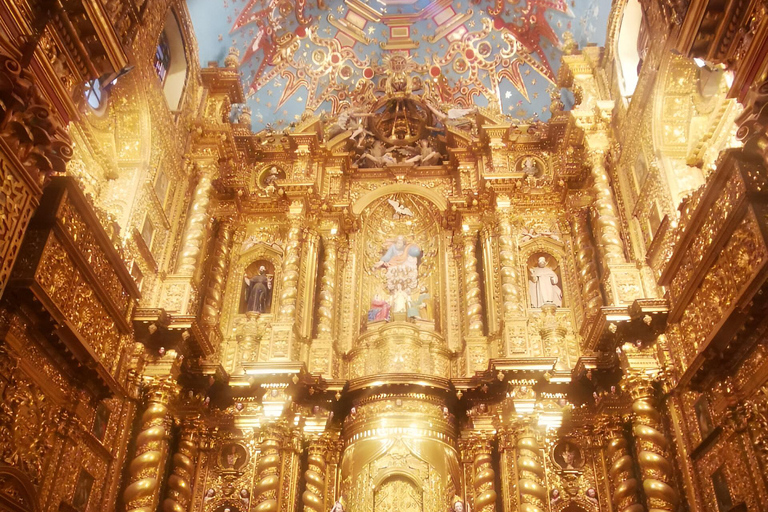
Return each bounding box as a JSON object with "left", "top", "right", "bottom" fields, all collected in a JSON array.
[{"left": 188, "top": 0, "right": 609, "bottom": 131}]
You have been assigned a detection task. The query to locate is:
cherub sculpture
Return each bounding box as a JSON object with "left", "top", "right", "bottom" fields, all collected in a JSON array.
[
  {"left": 357, "top": 140, "right": 396, "bottom": 167},
  {"left": 404, "top": 139, "right": 441, "bottom": 166}
]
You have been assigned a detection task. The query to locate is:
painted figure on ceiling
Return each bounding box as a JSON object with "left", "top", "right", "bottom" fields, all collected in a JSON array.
[
  {"left": 528, "top": 256, "right": 562, "bottom": 307},
  {"left": 244, "top": 266, "right": 273, "bottom": 313}
]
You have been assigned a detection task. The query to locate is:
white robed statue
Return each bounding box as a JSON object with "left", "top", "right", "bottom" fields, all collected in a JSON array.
[{"left": 529, "top": 256, "right": 563, "bottom": 307}]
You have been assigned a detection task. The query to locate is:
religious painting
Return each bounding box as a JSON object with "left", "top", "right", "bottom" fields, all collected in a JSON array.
[
  {"left": 219, "top": 443, "right": 249, "bottom": 471},
  {"left": 240, "top": 260, "right": 275, "bottom": 314},
  {"left": 527, "top": 252, "right": 563, "bottom": 308},
  {"left": 91, "top": 402, "right": 110, "bottom": 442},
  {"left": 711, "top": 466, "right": 733, "bottom": 512},
  {"left": 694, "top": 396, "right": 715, "bottom": 440},
  {"left": 72, "top": 469, "right": 94, "bottom": 511},
  {"left": 364, "top": 195, "right": 439, "bottom": 327},
  {"left": 552, "top": 439, "right": 584, "bottom": 471}
]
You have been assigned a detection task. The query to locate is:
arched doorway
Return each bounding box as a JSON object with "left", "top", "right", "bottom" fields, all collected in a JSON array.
[{"left": 0, "top": 465, "right": 39, "bottom": 512}]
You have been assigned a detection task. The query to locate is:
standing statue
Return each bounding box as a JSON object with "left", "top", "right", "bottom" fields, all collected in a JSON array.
[
  {"left": 528, "top": 256, "right": 562, "bottom": 307},
  {"left": 244, "top": 266, "right": 273, "bottom": 313},
  {"left": 407, "top": 286, "right": 433, "bottom": 320}
]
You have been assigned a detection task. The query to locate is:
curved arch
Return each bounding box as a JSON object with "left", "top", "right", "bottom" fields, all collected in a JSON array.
[
  {"left": 351, "top": 184, "right": 448, "bottom": 215},
  {"left": 0, "top": 465, "right": 40, "bottom": 512},
  {"left": 372, "top": 468, "right": 424, "bottom": 491}
]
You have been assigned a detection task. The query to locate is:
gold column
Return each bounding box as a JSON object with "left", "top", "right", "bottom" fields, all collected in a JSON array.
[
  {"left": 462, "top": 231, "right": 484, "bottom": 335},
  {"left": 177, "top": 170, "right": 214, "bottom": 275},
  {"left": 297, "top": 227, "right": 320, "bottom": 340},
  {"left": 497, "top": 429, "right": 519, "bottom": 512},
  {"left": 570, "top": 208, "right": 602, "bottom": 320},
  {"left": 123, "top": 378, "right": 177, "bottom": 512},
  {"left": 516, "top": 425, "right": 546, "bottom": 512},
  {"left": 303, "top": 437, "right": 328, "bottom": 512},
  {"left": 589, "top": 150, "right": 626, "bottom": 265},
  {"left": 627, "top": 376, "right": 679, "bottom": 512},
  {"left": 161, "top": 418, "right": 199, "bottom": 512},
  {"left": 279, "top": 215, "right": 304, "bottom": 320},
  {"left": 480, "top": 224, "right": 499, "bottom": 335},
  {"left": 201, "top": 220, "right": 233, "bottom": 330},
  {"left": 497, "top": 212, "right": 523, "bottom": 316},
  {"left": 254, "top": 426, "right": 283, "bottom": 512},
  {"left": 473, "top": 437, "right": 497, "bottom": 512},
  {"left": 317, "top": 235, "right": 338, "bottom": 337},
  {"left": 600, "top": 420, "right": 643, "bottom": 512}
]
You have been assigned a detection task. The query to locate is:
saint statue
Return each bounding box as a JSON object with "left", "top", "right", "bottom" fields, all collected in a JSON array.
[
  {"left": 528, "top": 256, "right": 562, "bottom": 308},
  {"left": 244, "top": 266, "right": 273, "bottom": 313},
  {"left": 368, "top": 294, "right": 390, "bottom": 322},
  {"left": 391, "top": 284, "right": 410, "bottom": 314},
  {"left": 330, "top": 497, "right": 345, "bottom": 512},
  {"left": 407, "top": 286, "right": 433, "bottom": 320},
  {"left": 451, "top": 496, "right": 470, "bottom": 512}
]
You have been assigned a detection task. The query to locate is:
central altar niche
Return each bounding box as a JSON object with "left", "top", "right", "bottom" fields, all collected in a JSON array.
[{"left": 348, "top": 193, "right": 450, "bottom": 378}]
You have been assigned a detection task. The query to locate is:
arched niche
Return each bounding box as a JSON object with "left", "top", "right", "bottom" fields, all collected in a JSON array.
[
  {"left": 351, "top": 184, "right": 448, "bottom": 215},
  {"left": 357, "top": 193, "right": 444, "bottom": 330},
  {"left": 615, "top": 0, "right": 644, "bottom": 97},
  {"left": 518, "top": 236, "right": 569, "bottom": 309},
  {"left": 0, "top": 465, "right": 40, "bottom": 512},
  {"left": 232, "top": 241, "right": 284, "bottom": 318},
  {"left": 157, "top": 8, "right": 189, "bottom": 111}
]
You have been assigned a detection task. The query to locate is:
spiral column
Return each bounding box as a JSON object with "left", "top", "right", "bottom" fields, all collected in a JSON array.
[
  {"left": 317, "top": 235, "right": 338, "bottom": 337},
  {"left": 570, "top": 208, "right": 602, "bottom": 320},
  {"left": 601, "top": 421, "right": 643, "bottom": 512},
  {"left": 162, "top": 418, "right": 200, "bottom": 512},
  {"left": 472, "top": 438, "right": 497, "bottom": 512},
  {"left": 279, "top": 217, "right": 304, "bottom": 320},
  {"left": 123, "top": 378, "right": 177, "bottom": 512},
  {"left": 462, "top": 231, "right": 484, "bottom": 335},
  {"left": 177, "top": 170, "right": 213, "bottom": 275},
  {"left": 497, "top": 213, "right": 524, "bottom": 316},
  {"left": 589, "top": 150, "right": 626, "bottom": 266},
  {"left": 201, "top": 220, "right": 233, "bottom": 329},
  {"left": 303, "top": 437, "right": 328, "bottom": 512},
  {"left": 254, "top": 428, "right": 283, "bottom": 512},
  {"left": 629, "top": 377, "right": 679, "bottom": 512},
  {"left": 516, "top": 426, "right": 546, "bottom": 512}
]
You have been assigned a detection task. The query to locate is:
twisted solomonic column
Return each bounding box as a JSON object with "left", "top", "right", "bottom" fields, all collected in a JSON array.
[
  {"left": 601, "top": 421, "right": 643, "bottom": 512},
  {"left": 316, "top": 235, "right": 338, "bottom": 337},
  {"left": 463, "top": 231, "right": 484, "bottom": 335},
  {"left": 302, "top": 438, "right": 328, "bottom": 512},
  {"left": 516, "top": 426, "right": 547, "bottom": 512},
  {"left": 472, "top": 439, "right": 497, "bottom": 512},
  {"left": 589, "top": 150, "right": 626, "bottom": 266},
  {"left": 497, "top": 213, "right": 524, "bottom": 316},
  {"left": 201, "top": 221, "right": 233, "bottom": 329},
  {"left": 570, "top": 208, "right": 603, "bottom": 320},
  {"left": 123, "top": 378, "right": 177, "bottom": 512},
  {"left": 279, "top": 218, "right": 304, "bottom": 320},
  {"left": 162, "top": 418, "right": 200, "bottom": 512},
  {"left": 628, "top": 376, "right": 679, "bottom": 512},
  {"left": 254, "top": 428, "right": 283, "bottom": 512},
  {"left": 177, "top": 171, "right": 214, "bottom": 275}
]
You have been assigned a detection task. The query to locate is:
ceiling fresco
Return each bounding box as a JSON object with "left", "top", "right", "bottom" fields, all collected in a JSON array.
[{"left": 187, "top": 0, "right": 610, "bottom": 132}]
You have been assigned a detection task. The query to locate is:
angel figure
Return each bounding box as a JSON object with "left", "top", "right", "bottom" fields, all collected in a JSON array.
[
  {"left": 427, "top": 102, "right": 477, "bottom": 130},
  {"left": 387, "top": 198, "right": 414, "bottom": 218},
  {"left": 332, "top": 107, "right": 373, "bottom": 143},
  {"left": 404, "top": 139, "right": 441, "bottom": 166},
  {"left": 451, "top": 496, "right": 470, "bottom": 512},
  {"left": 329, "top": 497, "right": 345, "bottom": 512},
  {"left": 358, "top": 140, "right": 396, "bottom": 167}
]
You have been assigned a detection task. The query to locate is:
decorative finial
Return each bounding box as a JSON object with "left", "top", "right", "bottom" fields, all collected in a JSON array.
[{"left": 225, "top": 46, "right": 240, "bottom": 68}]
